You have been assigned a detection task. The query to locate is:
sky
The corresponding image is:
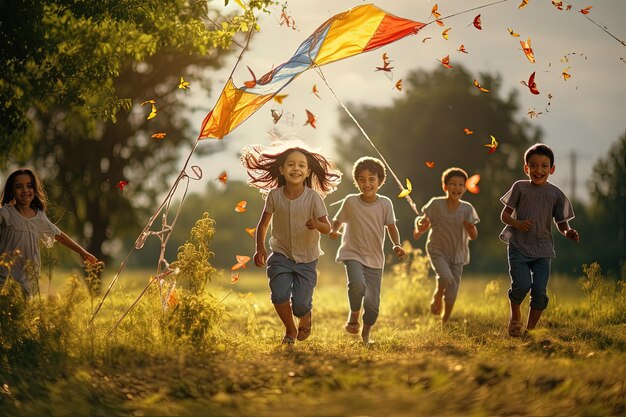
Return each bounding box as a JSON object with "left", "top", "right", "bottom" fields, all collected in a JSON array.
[{"left": 180, "top": 0, "right": 626, "bottom": 203}]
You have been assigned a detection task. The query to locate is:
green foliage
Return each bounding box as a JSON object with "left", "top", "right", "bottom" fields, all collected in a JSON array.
[
  {"left": 579, "top": 262, "right": 626, "bottom": 325},
  {"left": 163, "top": 292, "right": 224, "bottom": 351},
  {"left": 585, "top": 133, "right": 626, "bottom": 276},
  {"left": 171, "top": 212, "right": 217, "bottom": 293},
  {"left": 386, "top": 242, "right": 432, "bottom": 316}
]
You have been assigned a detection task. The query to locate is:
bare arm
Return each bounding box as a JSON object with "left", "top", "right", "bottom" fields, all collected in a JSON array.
[
  {"left": 329, "top": 220, "right": 343, "bottom": 239},
  {"left": 306, "top": 215, "right": 331, "bottom": 235},
  {"left": 413, "top": 215, "right": 430, "bottom": 240},
  {"left": 55, "top": 232, "right": 98, "bottom": 263},
  {"left": 501, "top": 206, "right": 534, "bottom": 232},
  {"left": 557, "top": 220, "right": 579, "bottom": 243},
  {"left": 387, "top": 223, "right": 405, "bottom": 259},
  {"left": 254, "top": 211, "right": 272, "bottom": 267},
  {"left": 464, "top": 221, "right": 478, "bottom": 240}
]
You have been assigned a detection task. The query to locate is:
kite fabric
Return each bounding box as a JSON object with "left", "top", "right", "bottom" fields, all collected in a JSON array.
[{"left": 198, "top": 3, "right": 426, "bottom": 140}]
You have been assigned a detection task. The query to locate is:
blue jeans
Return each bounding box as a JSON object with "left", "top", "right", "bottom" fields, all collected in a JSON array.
[
  {"left": 507, "top": 245, "right": 551, "bottom": 310},
  {"left": 344, "top": 260, "right": 383, "bottom": 326},
  {"left": 267, "top": 252, "right": 317, "bottom": 318}
]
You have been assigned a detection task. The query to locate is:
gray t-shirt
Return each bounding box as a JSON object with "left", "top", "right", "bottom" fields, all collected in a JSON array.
[
  {"left": 499, "top": 180, "right": 574, "bottom": 258},
  {"left": 333, "top": 194, "right": 397, "bottom": 269},
  {"left": 422, "top": 197, "right": 479, "bottom": 265},
  {"left": 0, "top": 205, "right": 61, "bottom": 293},
  {"left": 264, "top": 186, "right": 328, "bottom": 263}
]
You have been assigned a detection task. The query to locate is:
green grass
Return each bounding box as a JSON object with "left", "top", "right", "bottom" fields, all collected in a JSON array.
[{"left": 2, "top": 225, "right": 625, "bottom": 417}]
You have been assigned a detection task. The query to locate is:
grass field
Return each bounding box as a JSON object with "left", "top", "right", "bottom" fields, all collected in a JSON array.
[{"left": 1, "top": 250, "right": 625, "bottom": 416}]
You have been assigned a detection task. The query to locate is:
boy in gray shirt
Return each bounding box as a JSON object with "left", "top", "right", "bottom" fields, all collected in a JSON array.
[{"left": 500, "top": 143, "right": 579, "bottom": 337}]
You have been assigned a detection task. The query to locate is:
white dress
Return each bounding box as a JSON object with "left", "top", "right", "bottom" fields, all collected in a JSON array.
[{"left": 0, "top": 205, "right": 60, "bottom": 295}]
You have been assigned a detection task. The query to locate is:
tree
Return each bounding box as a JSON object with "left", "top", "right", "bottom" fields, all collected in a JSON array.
[
  {"left": 586, "top": 132, "right": 626, "bottom": 277},
  {"left": 333, "top": 66, "right": 542, "bottom": 272},
  {"left": 1, "top": 0, "right": 273, "bottom": 261}
]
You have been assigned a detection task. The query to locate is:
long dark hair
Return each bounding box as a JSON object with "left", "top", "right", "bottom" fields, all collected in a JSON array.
[
  {"left": 1, "top": 168, "right": 47, "bottom": 211},
  {"left": 241, "top": 144, "right": 342, "bottom": 198}
]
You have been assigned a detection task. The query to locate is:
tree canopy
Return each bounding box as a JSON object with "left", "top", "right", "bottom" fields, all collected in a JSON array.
[{"left": 0, "top": 0, "right": 272, "bottom": 261}]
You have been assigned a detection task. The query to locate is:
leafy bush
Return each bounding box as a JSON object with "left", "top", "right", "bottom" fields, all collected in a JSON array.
[{"left": 386, "top": 242, "right": 432, "bottom": 316}]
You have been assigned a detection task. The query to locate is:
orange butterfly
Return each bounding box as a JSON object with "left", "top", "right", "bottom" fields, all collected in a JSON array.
[
  {"left": 521, "top": 72, "right": 540, "bottom": 95},
  {"left": 435, "top": 19, "right": 444, "bottom": 27},
  {"left": 178, "top": 76, "right": 190, "bottom": 90},
  {"left": 151, "top": 133, "right": 166, "bottom": 139},
  {"left": 273, "top": 94, "right": 288, "bottom": 104},
  {"left": 245, "top": 227, "right": 256, "bottom": 238},
  {"left": 551, "top": 1, "right": 563, "bottom": 11},
  {"left": 230, "top": 272, "right": 240, "bottom": 285},
  {"left": 472, "top": 14, "right": 482, "bottom": 30},
  {"left": 115, "top": 180, "right": 129, "bottom": 191},
  {"left": 457, "top": 44, "right": 468, "bottom": 54},
  {"left": 485, "top": 135, "right": 498, "bottom": 154},
  {"left": 508, "top": 28, "right": 520, "bottom": 37},
  {"left": 442, "top": 28, "right": 451, "bottom": 40},
  {"left": 579, "top": 6, "right": 592, "bottom": 15},
  {"left": 425, "top": 161, "right": 435, "bottom": 168},
  {"left": 439, "top": 55, "right": 453, "bottom": 69},
  {"left": 561, "top": 66, "right": 571, "bottom": 81},
  {"left": 167, "top": 290, "right": 178, "bottom": 308},
  {"left": 217, "top": 171, "right": 227, "bottom": 184},
  {"left": 311, "top": 84, "right": 320, "bottom": 99},
  {"left": 473, "top": 79, "right": 490, "bottom": 93},
  {"left": 243, "top": 66, "right": 257, "bottom": 88},
  {"left": 234, "top": 200, "right": 247, "bottom": 213},
  {"left": 304, "top": 109, "right": 317, "bottom": 128},
  {"left": 464, "top": 128, "right": 474, "bottom": 135},
  {"left": 394, "top": 80, "right": 403, "bottom": 91},
  {"left": 518, "top": 0, "right": 529, "bottom": 9},
  {"left": 382, "top": 52, "right": 392, "bottom": 65},
  {"left": 430, "top": 4, "right": 441, "bottom": 19},
  {"left": 520, "top": 38, "right": 535, "bottom": 63},
  {"left": 231, "top": 255, "right": 251, "bottom": 271},
  {"left": 465, "top": 174, "right": 480, "bottom": 194}
]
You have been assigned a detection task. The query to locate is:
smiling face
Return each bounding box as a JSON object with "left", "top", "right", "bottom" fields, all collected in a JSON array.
[
  {"left": 279, "top": 150, "right": 310, "bottom": 186},
  {"left": 524, "top": 154, "right": 555, "bottom": 186},
  {"left": 355, "top": 168, "right": 381, "bottom": 200},
  {"left": 443, "top": 175, "right": 467, "bottom": 202},
  {"left": 12, "top": 173, "right": 35, "bottom": 208}
]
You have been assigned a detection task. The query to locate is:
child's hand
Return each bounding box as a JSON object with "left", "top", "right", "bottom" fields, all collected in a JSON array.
[
  {"left": 305, "top": 218, "right": 319, "bottom": 230},
  {"left": 254, "top": 248, "right": 267, "bottom": 267},
  {"left": 329, "top": 230, "right": 341, "bottom": 239},
  {"left": 416, "top": 216, "right": 430, "bottom": 232},
  {"left": 565, "top": 228, "right": 579, "bottom": 243},
  {"left": 515, "top": 219, "right": 534, "bottom": 232},
  {"left": 81, "top": 251, "right": 98, "bottom": 264},
  {"left": 393, "top": 245, "right": 406, "bottom": 260}
]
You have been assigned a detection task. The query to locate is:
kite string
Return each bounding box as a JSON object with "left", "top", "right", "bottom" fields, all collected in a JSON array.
[
  {"left": 582, "top": 15, "right": 626, "bottom": 47},
  {"left": 313, "top": 64, "right": 420, "bottom": 216},
  {"left": 425, "top": 0, "right": 510, "bottom": 26}
]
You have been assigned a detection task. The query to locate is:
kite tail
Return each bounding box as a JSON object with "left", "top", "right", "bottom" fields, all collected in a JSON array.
[{"left": 313, "top": 65, "right": 420, "bottom": 216}]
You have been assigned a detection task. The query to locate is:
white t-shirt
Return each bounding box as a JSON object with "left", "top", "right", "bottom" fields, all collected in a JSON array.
[
  {"left": 264, "top": 186, "right": 328, "bottom": 263},
  {"left": 422, "top": 197, "right": 480, "bottom": 265},
  {"left": 333, "top": 194, "right": 397, "bottom": 269},
  {"left": 0, "top": 205, "right": 61, "bottom": 292}
]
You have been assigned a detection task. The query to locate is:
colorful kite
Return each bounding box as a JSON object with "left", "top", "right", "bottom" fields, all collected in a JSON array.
[{"left": 198, "top": 4, "right": 425, "bottom": 139}]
